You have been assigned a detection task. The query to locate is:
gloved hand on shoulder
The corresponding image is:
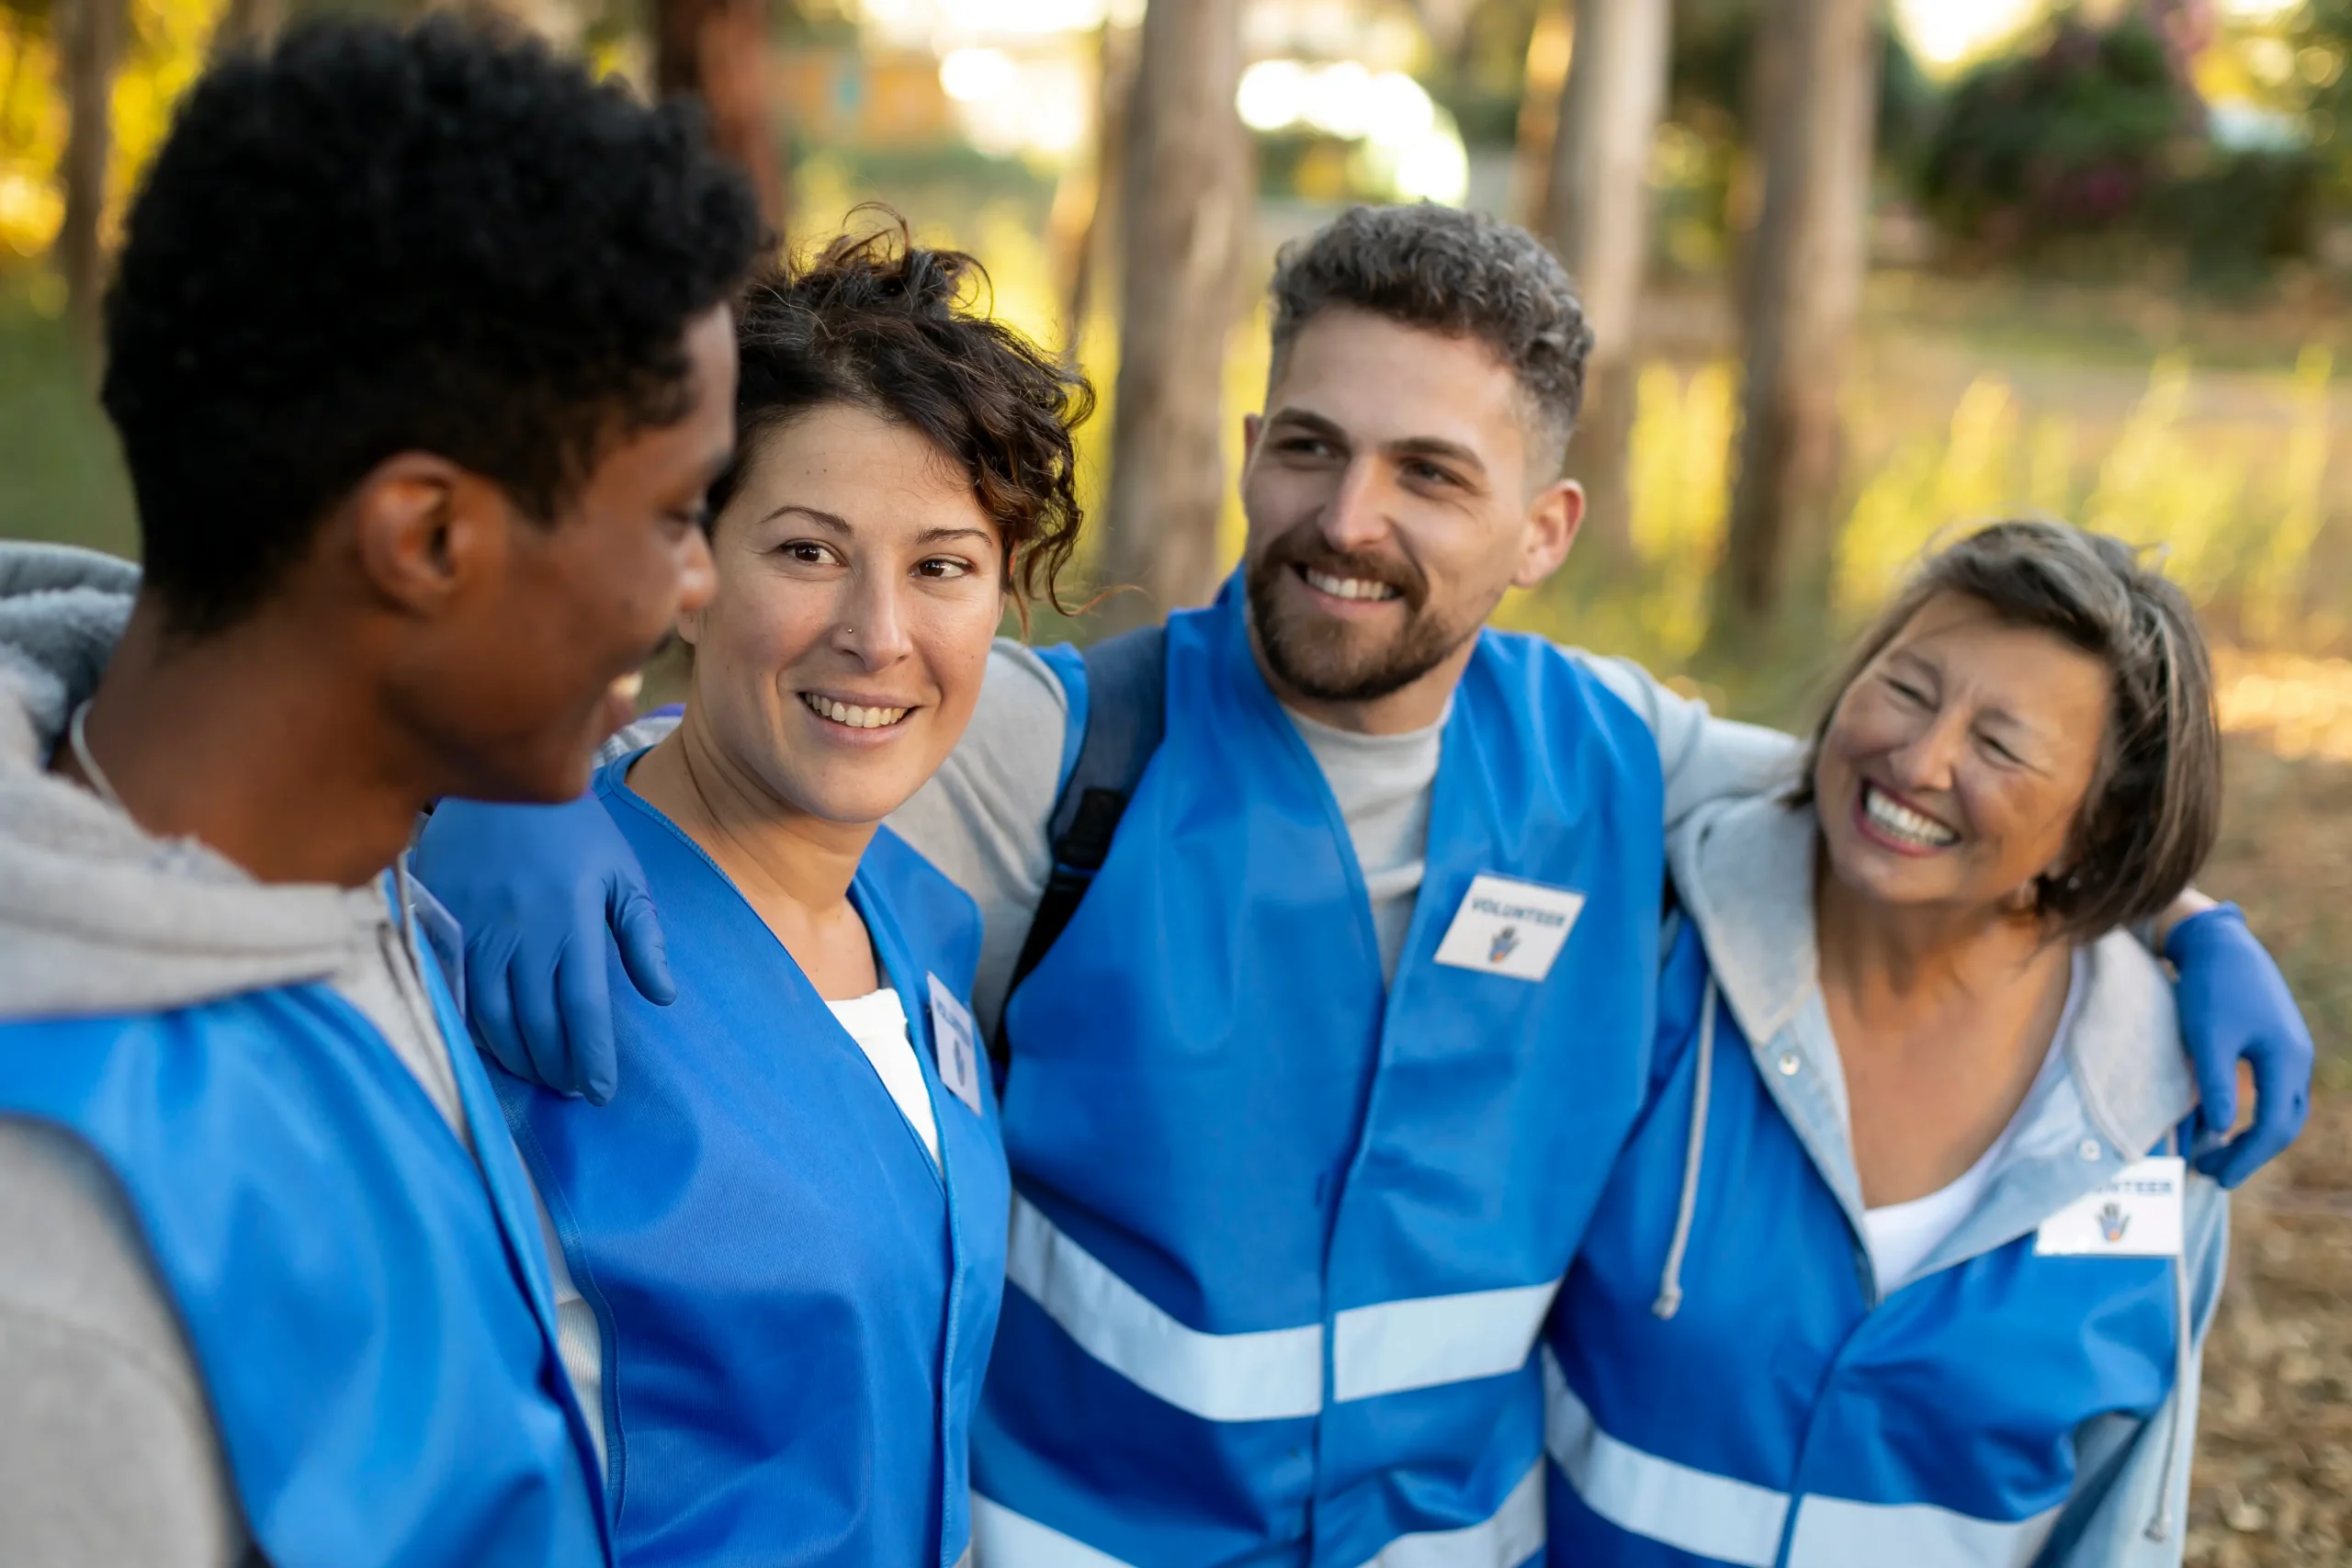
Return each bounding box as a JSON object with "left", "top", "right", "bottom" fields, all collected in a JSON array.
[
  {"left": 413, "top": 792, "right": 674, "bottom": 1105},
  {"left": 2171, "top": 902, "right": 2314, "bottom": 1190}
]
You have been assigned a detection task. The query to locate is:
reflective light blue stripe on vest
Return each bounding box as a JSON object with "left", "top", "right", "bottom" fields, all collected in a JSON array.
[
  {"left": 1542, "top": 922, "right": 2182, "bottom": 1568},
  {"left": 500, "top": 758, "right": 1009, "bottom": 1568},
  {"left": 977, "top": 587, "right": 1665, "bottom": 1567},
  {"left": 0, "top": 898, "right": 609, "bottom": 1568}
]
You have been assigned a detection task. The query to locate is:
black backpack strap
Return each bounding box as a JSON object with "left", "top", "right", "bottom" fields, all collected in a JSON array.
[{"left": 989, "top": 624, "right": 1168, "bottom": 1083}]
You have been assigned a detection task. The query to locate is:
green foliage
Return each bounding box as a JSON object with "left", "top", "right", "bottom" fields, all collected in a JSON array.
[
  {"left": 2286, "top": 0, "right": 2352, "bottom": 194},
  {"left": 1667, "top": 0, "right": 1936, "bottom": 171},
  {"left": 1420, "top": 0, "right": 1535, "bottom": 149},
  {"left": 0, "top": 276, "right": 137, "bottom": 558},
  {"left": 1920, "top": 17, "right": 2188, "bottom": 246},
  {"left": 1917, "top": 11, "right": 2322, "bottom": 284},
  {"left": 2154, "top": 145, "right": 2321, "bottom": 288},
  {"left": 1493, "top": 336, "right": 2344, "bottom": 705},
  {"left": 1647, "top": 0, "right": 1934, "bottom": 276}
]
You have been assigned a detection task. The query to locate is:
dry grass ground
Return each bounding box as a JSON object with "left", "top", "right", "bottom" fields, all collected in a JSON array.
[{"left": 2186, "top": 739, "right": 2352, "bottom": 1565}]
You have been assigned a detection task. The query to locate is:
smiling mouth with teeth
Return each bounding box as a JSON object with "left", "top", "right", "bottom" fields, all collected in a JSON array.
[
  {"left": 1860, "top": 781, "right": 1961, "bottom": 850},
  {"left": 1301, "top": 566, "right": 1402, "bottom": 603},
  {"left": 801, "top": 693, "right": 912, "bottom": 731}
]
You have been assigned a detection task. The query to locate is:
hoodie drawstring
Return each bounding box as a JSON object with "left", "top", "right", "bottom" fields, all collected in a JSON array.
[
  {"left": 2144, "top": 1128, "right": 2192, "bottom": 1541},
  {"left": 1653, "top": 976, "right": 1717, "bottom": 1320},
  {"left": 392, "top": 856, "right": 415, "bottom": 943},
  {"left": 1645, "top": 968, "right": 2191, "bottom": 1530}
]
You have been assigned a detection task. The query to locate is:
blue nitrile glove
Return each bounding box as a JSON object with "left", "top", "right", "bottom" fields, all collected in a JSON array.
[
  {"left": 412, "top": 793, "right": 674, "bottom": 1105},
  {"left": 2170, "top": 902, "right": 2313, "bottom": 1189}
]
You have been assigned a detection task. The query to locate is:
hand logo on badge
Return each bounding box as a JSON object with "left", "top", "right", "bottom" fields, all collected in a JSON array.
[
  {"left": 2097, "top": 1201, "right": 2130, "bottom": 1245},
  {"left": 1488, "top": 926, "right": 1521, "bottom": 965}
]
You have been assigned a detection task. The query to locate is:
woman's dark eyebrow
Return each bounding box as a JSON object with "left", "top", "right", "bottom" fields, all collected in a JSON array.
[
  {"left": 756, "top": 504, "right": 852, "bottom": 533},
  {"left": 915, "top": 525, "right": 996, "bottom": 546}
]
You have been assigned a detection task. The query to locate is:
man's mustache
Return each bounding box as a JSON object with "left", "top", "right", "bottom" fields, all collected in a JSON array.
[{"left": 1260, "top": 531, "right": 1429, "bottom": 613}]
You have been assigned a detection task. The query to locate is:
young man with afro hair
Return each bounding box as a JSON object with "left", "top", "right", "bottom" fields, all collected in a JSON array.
[{"left": 0, "top": 17, "right": 761, "bottom": 1567}]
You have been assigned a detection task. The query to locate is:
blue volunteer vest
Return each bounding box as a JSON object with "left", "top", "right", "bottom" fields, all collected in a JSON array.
[
  {"left": 0, "top": 905, "right": 609, "bottom": 1568},
  {"left": 974, "top": 591, "right": 1665, "bottom": 1567},
  {"left": 500, "top": 756, "right": 1009, "bottom": 1568},
  {"left": 1544, "top": 921, "right": 2189, "bottom": 1567}
]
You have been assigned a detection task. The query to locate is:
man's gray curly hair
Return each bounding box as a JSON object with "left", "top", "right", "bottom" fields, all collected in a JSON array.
[{"left": 1265, "top": 203, "right": 1596, "bottom": 479}]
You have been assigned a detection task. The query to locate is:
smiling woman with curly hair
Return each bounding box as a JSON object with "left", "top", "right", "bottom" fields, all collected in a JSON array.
[{"left": 425, "top": 211, "right": 1093, "bottom": 1568}]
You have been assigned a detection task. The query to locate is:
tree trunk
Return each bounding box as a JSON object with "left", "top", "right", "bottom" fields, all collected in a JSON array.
[
  {"left": 1510, "top": 6, "right": 1572, "bottom": 227},
  {"left": 56, "top": 0, "right": 121, "bottom": 364},
  {"left": 1046, "top": 19, "right": 1136, "bottom": 360},
  {"left": 1538, "top": 0, "right": 1671, "bottom": 557},
  {"left": 656, "top": 0, "right": 784, "bottom": 233},
  {"left": 1711, "top": 0, "right": 1880, "bottom": 646},
  {"left": 209, "top": 0, "right": 286, "bottom": 55},
  {"left": 1097, "top": 0, "right": 1248, "bottom": 626}
]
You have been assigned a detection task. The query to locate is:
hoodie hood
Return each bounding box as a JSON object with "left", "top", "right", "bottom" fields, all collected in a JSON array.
[{"left": 0, "top": 543, "right": 401, "bottom": 1021}]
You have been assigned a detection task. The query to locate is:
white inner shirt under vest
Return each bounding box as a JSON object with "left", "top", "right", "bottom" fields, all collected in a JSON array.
[
  {"left": 1858, "top": 1134, "right": 2006, "bottom": 1295},
  {"left": 1857, "top": 958, "right": 2082, "bottom": 1293},
  {"left": 829, "top": 985, "right": 939, "bottom": 1165}
]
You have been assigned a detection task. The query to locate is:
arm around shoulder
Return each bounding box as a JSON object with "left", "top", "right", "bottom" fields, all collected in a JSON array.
[
  {"left": 1565, "top": 650, "right": 1802, "bottom": 830},
  {"left": 887, "top": 638, "right": 1073, "bottom": 1035}
]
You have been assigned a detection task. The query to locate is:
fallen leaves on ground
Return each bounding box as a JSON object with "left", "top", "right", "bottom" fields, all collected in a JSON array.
[{"left": 2187, "top": 739, "right": 2352, "bottom": 1566}]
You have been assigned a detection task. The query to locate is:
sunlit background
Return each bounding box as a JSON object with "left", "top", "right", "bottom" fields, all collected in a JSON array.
[{"left": 6, "top": 0, "right": 2352, "bottom": 762}]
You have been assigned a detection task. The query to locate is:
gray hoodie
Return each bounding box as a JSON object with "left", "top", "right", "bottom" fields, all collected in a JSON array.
[
  {"left": 1602, "top": 790, "right": 2228, "bottom": 1566},
  {"left": 0, "top": 544, "right": 476, "bottom": 1568}
]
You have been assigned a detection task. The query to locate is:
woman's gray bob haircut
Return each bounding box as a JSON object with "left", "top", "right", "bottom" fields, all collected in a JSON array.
[{"left": 1796, "top": 519, "right": 2222, "bottom": 944}]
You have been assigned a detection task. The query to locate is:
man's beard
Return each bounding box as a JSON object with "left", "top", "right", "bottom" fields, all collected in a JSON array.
[{"left": 1244, "top": 525, "right": 1476, "bottom": 705}]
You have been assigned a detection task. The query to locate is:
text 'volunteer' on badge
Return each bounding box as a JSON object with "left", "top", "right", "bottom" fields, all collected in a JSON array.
[{"left": 1432, "top": 874, "right": 1585, "bottom": 983}]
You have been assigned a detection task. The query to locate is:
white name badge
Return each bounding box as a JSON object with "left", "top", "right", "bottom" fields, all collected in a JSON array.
[
  {"left": 2033, "top": 1156, "right": 2186, "bottom": 1258},
  {"left": 927, "top": 973, "right": 985, "bottom": 1114},
  {"left": 1432, "top": 874, "right": 1586, "bottom": 984}
]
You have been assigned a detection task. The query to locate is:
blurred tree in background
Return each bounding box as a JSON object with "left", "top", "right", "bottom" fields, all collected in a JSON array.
[
  {"left": 1536, "top": 0, "right": 1672, "bottom": 558},
  {"left": 54, "top": 0, "right": 116, "bottom": 354},
  {"left": 1920, "top": 8, "right": 2317, "bottom": 284},
  {"left": 3, "top": 0, "right": 2350, "bottom": 667},
  {"left": 1097, "top": 0, "right": 1249, "bottom": 626},
  {"left": 658, "top": 0, "right": 784, "bottom": 227},
  {"left": 2288, "top": 0, "right": 2352, "bottom": 187}
]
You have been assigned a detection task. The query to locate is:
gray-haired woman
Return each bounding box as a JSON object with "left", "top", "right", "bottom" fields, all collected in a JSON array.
[{"left": 1543, "top": 520, "right": 2228, "bottom": 1567}]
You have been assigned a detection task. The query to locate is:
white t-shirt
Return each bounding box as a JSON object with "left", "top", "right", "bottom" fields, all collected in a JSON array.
[
  {"left": 1860, "top": 1139, "right": 2005, "bottom": 1295},
  {"left": 1859, "top": 959, "right": 2084, "bottom": 1293},
  {"left": 827, "top": 986, "right": 940, "bottom": 1165}
]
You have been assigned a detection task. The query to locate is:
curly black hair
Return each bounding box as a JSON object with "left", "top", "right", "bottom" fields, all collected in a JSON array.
[
  {"left": 712, "top": 210, "right": 1094, "bottom": 615},
  {"left": 102, "top": 17, "right": 765, "bottom": 636},
  {"left": 1266, "top": 203, "right": 1595, "bottom": 479}
]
